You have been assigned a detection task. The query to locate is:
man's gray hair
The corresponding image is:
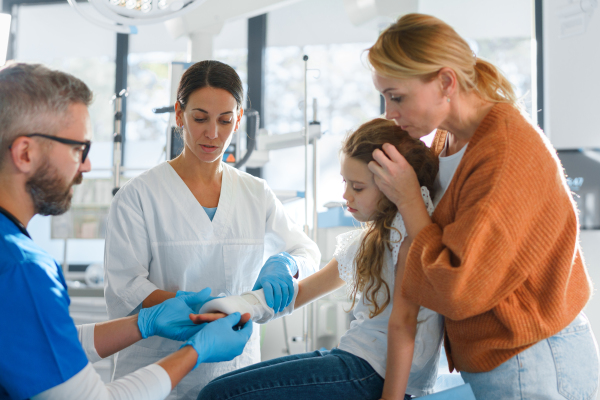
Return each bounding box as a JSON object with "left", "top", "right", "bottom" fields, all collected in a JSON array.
[{"left": 0, "top": 62, "right": 93, "bottom": 167}]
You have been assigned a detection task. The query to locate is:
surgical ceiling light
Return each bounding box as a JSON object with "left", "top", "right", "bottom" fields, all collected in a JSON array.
[{"left": 67, "top": 0, "right": 209, "bottom": 34}]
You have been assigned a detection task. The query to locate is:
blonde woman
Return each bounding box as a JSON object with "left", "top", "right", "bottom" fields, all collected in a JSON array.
[{"left": 367, "top": 13, "right": 599, "bottom": 399}]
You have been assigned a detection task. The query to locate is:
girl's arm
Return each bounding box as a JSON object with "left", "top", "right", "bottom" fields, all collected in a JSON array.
[
  {"left": 294, "top": 258, "right": 345, "bottom": 309},
  {"left": 142, "top": 290, "right": 176, "bottom": 308},
  {"left": 190, "top": 260, "right": 344, "bottom": 325},
  {"left": 381, "top": 240, "right": 421, "bottom": 400}
]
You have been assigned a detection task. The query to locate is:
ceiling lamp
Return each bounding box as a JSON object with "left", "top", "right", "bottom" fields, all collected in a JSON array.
[{"left": 67, "top": 0, "right": 208, "bottom": 34}]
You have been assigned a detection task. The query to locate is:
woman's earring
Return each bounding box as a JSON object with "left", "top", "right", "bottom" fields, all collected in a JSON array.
[{"left": 446, "top": 97, "right": 451, "bottom": 103}]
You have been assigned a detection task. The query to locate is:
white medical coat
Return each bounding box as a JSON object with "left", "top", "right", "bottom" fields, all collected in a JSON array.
[{"left": 104, "top": 162, "right": 320, "bottom": 400}]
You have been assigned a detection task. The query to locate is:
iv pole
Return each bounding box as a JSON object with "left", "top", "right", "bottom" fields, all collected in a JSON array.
[
  {"left": 302, "top": 54, "right": 309, "bottom": 352},
  {"left": 301, "top": 55, "right": 320, "bottom": 353}
]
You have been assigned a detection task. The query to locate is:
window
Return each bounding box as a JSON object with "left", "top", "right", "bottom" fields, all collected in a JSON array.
[{"left": 15, "top": 3, "right": 116, "bottom": 263}]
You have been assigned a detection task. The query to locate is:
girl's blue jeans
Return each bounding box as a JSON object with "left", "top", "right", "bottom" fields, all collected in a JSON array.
[
  {"left": 199, "top": 313, "right": 599, "bottom": 400},
  {"left": 197, "top": 348, "right": 405, "bottom": 400}
]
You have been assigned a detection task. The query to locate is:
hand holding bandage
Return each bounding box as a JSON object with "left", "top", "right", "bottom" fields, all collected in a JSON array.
[
  {"left": 253, "top": 252, "right": 298, "bottom": 313},
  {"left": 190, "top": 281, "right": 299, "bottom": 325},
  {"left": 138, "top": 287, "right": 213, "bottom": 341},
  {"left": 182, "top": 313, "right": 254, "bottom": 369}
]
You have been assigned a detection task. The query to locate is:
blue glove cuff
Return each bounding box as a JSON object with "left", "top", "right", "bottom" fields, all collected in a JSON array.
[
  {"left": 272, "top": 252, "right": 298, "bottom": 276},
  {"left": 137, "top": 308, "right": 152, "bottom": 339},
  {"left": 180, "top": 342, "right": 202, "bottom": 370}
]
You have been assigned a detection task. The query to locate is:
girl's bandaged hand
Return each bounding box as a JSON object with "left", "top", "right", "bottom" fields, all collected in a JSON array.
[{"left": 194, "top": 289, "right": 279, "bottom": 324}]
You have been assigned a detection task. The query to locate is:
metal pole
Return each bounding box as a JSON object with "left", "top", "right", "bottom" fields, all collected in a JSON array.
[
  {"left": 302, "top": 54, "right": 309, "bottom": 352},
  {"left": 112, "top": 89, "right": 127, "bottom": 196},
  {"left": 3, "top": 2, "right": 15, "bottom": 62},
  {"left": 312, "top": 97, "right": 318, "bottom": 244},
  {"left": 311, "top": 98, "right": 319, "bottom": 351},
  {"left": 282, "top": 317, "right": 291, "bottom": 355},
  {"left": 534, "top": 0, "right": 544, "bottom": 131},
  {"left": 303, "top": 55, "right": 309, "bottom": 236},
  {"left": 62, "top": 239, "right": 68, "bottom": 277}
]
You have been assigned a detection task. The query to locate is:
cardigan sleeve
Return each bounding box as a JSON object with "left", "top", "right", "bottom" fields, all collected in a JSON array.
[{"left": 401, "top": 124, "right": 579, "bottom": 321}]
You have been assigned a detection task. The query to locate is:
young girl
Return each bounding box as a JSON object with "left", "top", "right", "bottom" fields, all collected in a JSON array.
[{"left": 194, "top": 118, "right": 444, "bottom": 400}]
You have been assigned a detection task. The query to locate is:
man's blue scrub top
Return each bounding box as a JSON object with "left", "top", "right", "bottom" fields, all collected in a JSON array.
[{"left": 0, "top": 212, "right": 88, "bottom": 399}]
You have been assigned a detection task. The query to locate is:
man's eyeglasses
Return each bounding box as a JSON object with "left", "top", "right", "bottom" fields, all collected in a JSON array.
[{"left": 10, "top": 133, "right": 91, "bottom": 164}]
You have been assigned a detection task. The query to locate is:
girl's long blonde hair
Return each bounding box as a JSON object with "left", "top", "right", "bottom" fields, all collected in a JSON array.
[
  {"left": 342, "top": 118, "right": 438, "bottom": 317},
  {"left": 368, "top": 13, "right": 518, "bottom": 107}
]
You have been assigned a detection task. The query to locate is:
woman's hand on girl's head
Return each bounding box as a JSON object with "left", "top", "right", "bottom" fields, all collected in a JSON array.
[{"left": 368, "top": 143, "right": 423, "bottom": 213}]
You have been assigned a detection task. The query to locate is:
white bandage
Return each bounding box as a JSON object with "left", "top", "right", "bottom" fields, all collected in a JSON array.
[{"left": 198, "top": 280, "right": 299, "bottom": 324}]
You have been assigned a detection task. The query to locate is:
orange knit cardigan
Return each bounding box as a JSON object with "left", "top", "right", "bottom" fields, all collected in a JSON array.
[{"left": 402, "top": 103, "right": 592, "bottom": 373}]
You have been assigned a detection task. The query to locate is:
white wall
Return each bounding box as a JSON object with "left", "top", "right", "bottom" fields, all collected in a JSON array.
[
  {"left": 543, "top": 0, "right": 600, "bottom": 148},
  {"left": 419, "top": 0, "right": 531, "bottom": 39},
  {"left": 15, "top": 4, "right": 115, "bottom": 60},
  {"left": 266, "top": 0, "right": 380, "bottom": 47},
  {"left": 264, "top": 0, "right": 532, "bottom": 48}
]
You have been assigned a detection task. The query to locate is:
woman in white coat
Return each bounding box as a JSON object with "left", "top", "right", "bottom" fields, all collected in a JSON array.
[{"left": 104, "top": 60, "right": 320, "bottom": 400}]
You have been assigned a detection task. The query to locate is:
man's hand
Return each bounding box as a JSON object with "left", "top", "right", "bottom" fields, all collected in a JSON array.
[
  {"left": 183, "top": 312, "right": 253, "bottom": 369},
  {"left": 138, "top": 287, "right": 214, "bottom": 341}
]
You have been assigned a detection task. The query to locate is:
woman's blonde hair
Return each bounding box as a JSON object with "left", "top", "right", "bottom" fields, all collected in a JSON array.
[
  {"left": 368, "top": 13, "right": 518, "bottom": 107},
  {"left": 341, "top": 118, "right": 438, "bottom": 317}
]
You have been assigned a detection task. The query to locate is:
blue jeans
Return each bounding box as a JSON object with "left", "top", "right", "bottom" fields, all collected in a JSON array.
[
  {"left": 461, "top": 312, "right": 600, "bottom": 400},
  {"left": 197, "top": 348, "right": 398, "bottom": 400}
]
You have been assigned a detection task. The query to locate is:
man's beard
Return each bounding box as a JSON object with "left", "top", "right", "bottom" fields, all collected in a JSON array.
[{"left": 25, "top": 157, "right": 83, "bottom": 216}]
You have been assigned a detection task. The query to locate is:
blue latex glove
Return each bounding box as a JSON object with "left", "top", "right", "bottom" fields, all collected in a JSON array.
[
  {"left": 183, "top": 312, "right": 253, "bottom": 369},
  {"left": 138, "top": 287, "right": 213, "bottom": 341},
  {"left": 176, "top": 290, "right": 223, "bottom": 313},
  {"left": 252, "top": 252, "right": 297, "bottom": 313}
]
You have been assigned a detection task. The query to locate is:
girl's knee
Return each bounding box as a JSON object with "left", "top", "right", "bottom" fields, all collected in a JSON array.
[{"left": 197, "top": 381, "right": 224, "bottom": 400}]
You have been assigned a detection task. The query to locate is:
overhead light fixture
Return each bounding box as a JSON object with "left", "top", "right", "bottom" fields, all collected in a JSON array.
[
  {"left": 67, "top": 0, "right": 208, "bottom": 34},
  {"left": 0, "top": 13, "right": 10, "bottom": 65}
]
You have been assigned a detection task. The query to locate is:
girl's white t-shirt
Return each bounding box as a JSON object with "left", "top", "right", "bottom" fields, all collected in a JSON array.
[{"left": 334, "top": 190, "right": 444, "bottom": 398}]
